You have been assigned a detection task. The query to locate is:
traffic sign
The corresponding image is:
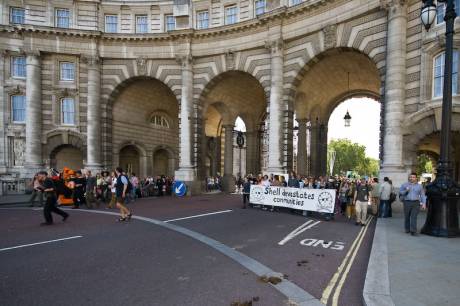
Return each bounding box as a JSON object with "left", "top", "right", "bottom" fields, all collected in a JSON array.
[{"left": 173, "top": 181, "right": 187, "bottom": 197}]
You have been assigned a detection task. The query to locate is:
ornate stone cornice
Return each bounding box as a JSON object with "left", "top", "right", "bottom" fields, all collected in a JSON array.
[
  {"left": 265, "top": 38, "right": 284, "bottom": 57},
  {"left": 380, "top": 0, "right": 407, "bottom": 10},
  {"left": 175, "top": 54, "right": 193, "bottom": 67},
  {"left": 19, "top": 47, "right": 40, "bottom": 57},
  {"left": 54, "top": 88, "right": 78, "bottom": 98},
  {"left": 6, "top": 85, "right": 26, "bottom": 95},
  {"left": 81, "top": 55, "right": 100, "bottom": 67}
]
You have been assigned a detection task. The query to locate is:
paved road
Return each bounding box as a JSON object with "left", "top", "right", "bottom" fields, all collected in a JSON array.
[{"left": 0, "top": 194, "right": 375, "bottom": 306}]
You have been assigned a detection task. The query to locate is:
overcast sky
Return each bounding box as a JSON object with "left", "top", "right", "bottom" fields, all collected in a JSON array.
[
  {"left": 328, "top": 98, "right": 380, "bottom": 159},
  {"left": 235, "top": 97, "right": 381, "bottom": 159}
]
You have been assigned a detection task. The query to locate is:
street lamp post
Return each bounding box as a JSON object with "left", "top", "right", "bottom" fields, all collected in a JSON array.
[
  {"left": 237, "top": 131, "right": 245, "bottom": 179},
  {"left": 420, "top": 0, "right": 460, "bottom": 237}
]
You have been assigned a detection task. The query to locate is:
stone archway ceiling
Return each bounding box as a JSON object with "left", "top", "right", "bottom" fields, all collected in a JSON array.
[
  {"left": 296, "top": 50, "right": 380, "bottom": 120},
  {"left": 113, "top": 78, "right": 178, "bottom": 122},
  {"left": 417, "top": 132, "right": 460, "bottom": 156},
  {"left": 203, "top": 71, "right": 266, "bottom": 133}
]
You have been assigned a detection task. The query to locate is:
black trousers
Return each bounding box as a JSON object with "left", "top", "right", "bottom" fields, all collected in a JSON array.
[
  {"left": 44, "top": 197, "right": 68, "bottom": 224},
  {"left": 242, "top": 193, "right": 249, "bottom": 207}
]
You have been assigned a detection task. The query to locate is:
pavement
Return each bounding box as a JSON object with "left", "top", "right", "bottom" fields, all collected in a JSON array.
[
  {"left": 364, "top": 202, "right": 460, "bottom": 306},
  {"left": 0, "top": 194, "right": 30, "bottom": 205}
]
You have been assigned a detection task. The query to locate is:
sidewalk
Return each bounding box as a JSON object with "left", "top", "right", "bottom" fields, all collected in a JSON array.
[
  {"left": 364, "top": 203, "right": 460, "bottom": 306},
  {"left": 0, "top": 194, "right": 31, "bottom": 206}
]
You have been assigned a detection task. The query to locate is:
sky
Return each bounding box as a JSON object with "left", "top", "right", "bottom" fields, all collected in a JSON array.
[
  {"left": 234, "top": 97, "right": 381, "bottom": 159},
  {"left": 327, "top": 97, "right": 381, "bottom": 159}
]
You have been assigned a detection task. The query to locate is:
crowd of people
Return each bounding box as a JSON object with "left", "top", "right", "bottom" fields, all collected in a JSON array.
[
  {"left": 29, "top": 167, "right": 176, "bottom": 225},
  {"left": 239, "top": 171, "right": 399, "bottom": 223}
]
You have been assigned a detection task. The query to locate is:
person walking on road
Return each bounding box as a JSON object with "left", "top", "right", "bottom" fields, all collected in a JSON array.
[
  {"left": 37, "top": 171, "right": 69, "bottom": 225},
  {"left": 242, "top": 177, "right": 251, "bottom": 209},
  {"left": 353, "top": 178, "right": 370, "bottom": 226},
  {"left": 379, "top": 177, "right": 392, "bottom": 218},
  {"left": 399, "top": 173, "right": 426, "bottom": 236},
  {"left": 28, "top": 173, "right": 43, "bottom": 207},
  {"left": 115, "top": 167, "right": 132, "bottom": 222}
]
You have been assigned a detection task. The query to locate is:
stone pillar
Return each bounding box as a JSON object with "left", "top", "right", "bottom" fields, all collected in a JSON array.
[
  {"left": 85, "top": 56, "right": 102, "bottom": 170},
  {"left": 380, "top": 0, "right": 408, "bottom": 186},
  {"left": 319, "top": 124, "right": 328, "bottom": 176},
  {"left": 0, "top": 51, "right": 7, "bottom": 172},
  {"left": 266, "top": 38, "right": 284, "bottom": 173},
  {"left": 24, "top": 52, "right": 43, "bottom": 175},
  {"left": 297, "top": 119, "right": 307, "bottom": 176},
  {"left": 175, "top": 54, "right": 197, "bottom": 184},
  {"left": 245, "top": 131, "right": 258, "bottom": 175},
  {"left": 223, "top": 125, "right": 235, "bottom": 192},
  {"left": 309, "top": 120, "right": 320, "bottom": 177}
]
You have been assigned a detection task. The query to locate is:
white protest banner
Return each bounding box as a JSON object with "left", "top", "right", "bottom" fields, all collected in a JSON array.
[{"left": 249, "top": 185, "right": 336, "bottom": 213}]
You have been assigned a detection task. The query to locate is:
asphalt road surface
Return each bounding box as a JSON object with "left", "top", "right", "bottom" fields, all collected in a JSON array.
[{"left": 0, "top": 194, "right": 375, "bottom": 306}]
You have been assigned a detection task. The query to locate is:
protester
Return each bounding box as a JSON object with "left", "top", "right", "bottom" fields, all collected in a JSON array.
[
  {"left": 379, "top": 177, "right": 392, "bottom": 218},
  {"left": 354, "top": 178, "right": 370, "bottom": 226},
  {"left": 28, "top": 173, "right": 43, "bottom": 207},
  {"left": 370, "top": 177, "right": 380, "bottom": 216},
  {"left": 85, "top": 170, "right": 98, "bottom": 208},
  {"left": 115, "top": 167, "right": 132, "bottom": 222},
  {"left": 72, "top": 170, "right": 87, "bottom": 209},
  {"left": 399, "top": 173, "right": 426, "bottom": 236},
  {"left": 37, "top": 171, "right": 69, "bottom": 225},
  {"left": 242, "top": 177, "right": 251, "bottom": 209}
]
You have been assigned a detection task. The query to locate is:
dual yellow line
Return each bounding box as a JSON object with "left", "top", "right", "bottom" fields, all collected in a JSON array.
[{"left": 320, "top": 215, "right": 374, "bottom": 306}]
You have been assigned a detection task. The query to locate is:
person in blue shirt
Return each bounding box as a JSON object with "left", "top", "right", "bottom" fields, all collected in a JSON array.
[{"left": 399, "top": 173, "right": 426, "bottom": 236}]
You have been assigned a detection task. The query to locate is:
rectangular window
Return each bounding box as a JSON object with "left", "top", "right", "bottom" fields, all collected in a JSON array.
[
  {"left": 11, "top": 95, "right": 26, "bottom": 123},
  {"left": 291, "top": 0, "right": 303, "bottom": 6},
  {"left": 60, "top": 62, "right": 75, "bottom": 81},
  {"left": 61, "top": 98, "right": 75, "bottom": 125},
  {"left": 11, "top": 56, "right": 26, "bottom": 78},
  {"left": 433, "top": 51, "right": 459, "bottom": 98},
  {"left": 105, "top": 15, "right": 118, "bottom": 33},
  {"left": 136, "top": 15, "right": 148, "bottom": 33},
  {"left": 255, "top": 0, "right": 266, "bottom": 16},
  {"left": 55, "top": 8, "right": 70, "bottom": 28},
  {"left": 10, "top": 7, "right": 25, "bottom": 24},
  {"left": 225, "top": 6, "right": 238, "bottom": 25},
  {"left": 436, "top": 0, "right": 460, "bottom": 24},
  {"left": 196, "top": 11, "right": 209, "bottom": 29},
  {"left": 165, "top": 14, "right": 175, "bottom": 31}
]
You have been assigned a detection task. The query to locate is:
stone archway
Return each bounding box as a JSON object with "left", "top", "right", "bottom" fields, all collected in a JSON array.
[
  {"left": 199, "top": 71, "right": 267, "bottom": 191},
  {"left": 50, "top": 145, "right": 84, "bottom": 171},
  {"left": 110, "top": 77, "right": 179, "bottom": 177},
  {"left": 152, "top": 147, "right": 175, "bottom": 177},
  {"left": 119, "top": 145, "right": 140, "bottom": 176},
  {"left": 294, "top": 48, "right": 382, "bottom": 177}
]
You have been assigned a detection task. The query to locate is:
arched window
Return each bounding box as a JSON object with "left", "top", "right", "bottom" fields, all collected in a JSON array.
[
  {"left": 61, "top": 97, "right": 75, "bottom": 125},
  {"left": 151, "top": 115, "right": 169, "bottom": 128},
  {"left": 433, "top": 51, "right": 458, "bottom": 98}
]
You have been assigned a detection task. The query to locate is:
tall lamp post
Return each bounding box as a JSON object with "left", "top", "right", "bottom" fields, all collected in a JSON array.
[
  {"left": 420, "top": 0, "right": 460, "bottom": 237},
  {"left": 236, "top": 131, "right": 245, "bottom": 178}
]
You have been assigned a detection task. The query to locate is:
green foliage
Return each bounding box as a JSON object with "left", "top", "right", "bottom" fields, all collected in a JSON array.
[
  {"left": 328, "top": 139, "right": 380, "bottom": 177},
  {"left": 416, "top": 154, "right": 433, "bottom": 175}
]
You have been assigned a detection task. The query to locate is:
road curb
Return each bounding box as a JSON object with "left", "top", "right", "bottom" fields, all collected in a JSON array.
[{"left": 363, "top": 218, "right": 395, "bottom": 306}]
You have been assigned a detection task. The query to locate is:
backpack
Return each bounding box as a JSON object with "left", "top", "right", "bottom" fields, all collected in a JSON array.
[{"left": 124, "top": 175, "right": 133, "bottom": 192}]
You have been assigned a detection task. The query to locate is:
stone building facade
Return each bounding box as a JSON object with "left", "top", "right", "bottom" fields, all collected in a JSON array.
[{"left": 1, "top": 0, "right": 460, "bottom": 192}]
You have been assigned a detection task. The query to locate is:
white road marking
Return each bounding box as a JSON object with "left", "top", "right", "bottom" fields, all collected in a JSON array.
[
  {"left": 278, "top": 220, "right": 321, "bottom": 245},
  {"left": 0, "top": 235, "right": 82, "bottom": 252},
  {"left": 163, "top": 210, "right": 232, "bottom": 223}
]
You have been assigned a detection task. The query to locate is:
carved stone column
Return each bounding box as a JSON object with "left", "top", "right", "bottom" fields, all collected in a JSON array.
[
  {"left": 174, "top": 54, "right": 197, "bottom": 182},
  {"left": 24, "top": 51, "right": 43, "bottom": 175},
  {"left": 245, "top": 131, "right": 259, "bottom": 176},
  {"left": 84, "top": 55, "right": 102, "bottom": 170},
  {"left": 223, "top": 125, "right": 235, "bottom": 192},
  {"left": 380, "top": 0, "right": 408, "bottom": 185},
  {"left": 297, "top": 119, "right": 308, "bottom": 176},
  {"left": 266, "top": 38, "right": 284, "bottom": 173}
]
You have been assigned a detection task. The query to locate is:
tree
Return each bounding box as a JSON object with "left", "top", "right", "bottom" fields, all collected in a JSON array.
[
  {"left": 416, "top": 153, "right": 433, "bottom": 176},
  {"left": 328, "top": 139, "right": 379, "bottom": 177}
]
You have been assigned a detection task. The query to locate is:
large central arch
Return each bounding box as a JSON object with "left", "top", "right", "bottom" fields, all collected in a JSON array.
[
  {"left": 199, "top": 71, "right": 267, "bottom": 191},
  {"left": 110, "top": 77, "right": 179, "bottom": 178},
  {"left": 294, "top": 48, "right": 382, "bottom": 176}
]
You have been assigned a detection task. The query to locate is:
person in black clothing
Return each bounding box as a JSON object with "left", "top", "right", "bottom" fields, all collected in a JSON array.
[
  {"left": 115, "top": 167, "right": 132, "bottom": 222},
  {"left": 72, "top": 170, "right": 87, "bottom": 209},
  {"left": 37, "top": 171, "right": 69, "bottom": 225},
  {"left": 242, "top": 177, "right": 251, "bottom": 209}
]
